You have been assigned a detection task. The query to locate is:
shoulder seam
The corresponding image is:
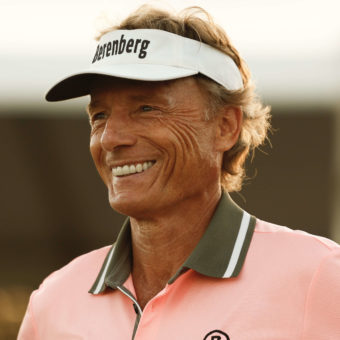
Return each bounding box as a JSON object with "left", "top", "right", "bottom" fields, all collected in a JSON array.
[
  {"left": 38, "top": 246, "right": 112, "bottom": 288},
  {"left": 300, "top": 248, "right": 339, "bottom": 339},
  {"left": 254, "top": 228, "right": 338, "bottom": 251}
]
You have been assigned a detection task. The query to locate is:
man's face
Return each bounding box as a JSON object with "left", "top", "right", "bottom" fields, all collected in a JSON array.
[{"left": 88, "top": 77, "right": 223, "bottom": 218}]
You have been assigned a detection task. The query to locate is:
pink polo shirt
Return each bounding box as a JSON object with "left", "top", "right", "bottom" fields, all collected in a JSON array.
[{"left": 18, "top": 193, "right": 340, "bottom": 339}]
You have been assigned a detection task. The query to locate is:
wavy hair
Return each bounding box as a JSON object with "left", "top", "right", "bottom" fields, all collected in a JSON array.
[{"left": 97, "top": 5, "right": 271, "bottom": 191}]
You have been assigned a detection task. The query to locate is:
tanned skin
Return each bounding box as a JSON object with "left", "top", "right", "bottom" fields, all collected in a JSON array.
[{"left": 88, "top": 77, "right": 242, "bottom": 309}]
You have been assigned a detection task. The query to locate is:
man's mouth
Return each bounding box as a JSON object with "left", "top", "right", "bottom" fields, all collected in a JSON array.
[{"left": 112, "top": 161, "right": 156, "bottom": 177}]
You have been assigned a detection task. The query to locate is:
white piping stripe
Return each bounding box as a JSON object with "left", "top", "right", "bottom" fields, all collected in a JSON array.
[
  {"left": 223, "top": 211, "right": 251, "bottom": 278},
  {"left": 117, "top": 286, "right": 143, "bottom": 315},
  {"left": 92, "top": 245, "right": 116, "bottom": 294}
]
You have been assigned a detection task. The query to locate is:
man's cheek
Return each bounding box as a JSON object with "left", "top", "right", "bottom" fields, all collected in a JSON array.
[{"left": 165, "top": 120, "right": 199, "bottom": 145}]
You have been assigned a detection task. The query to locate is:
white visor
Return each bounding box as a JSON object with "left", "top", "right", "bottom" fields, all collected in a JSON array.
[{"left": 46, "top": 29, "right": 244, "bottom": 101}]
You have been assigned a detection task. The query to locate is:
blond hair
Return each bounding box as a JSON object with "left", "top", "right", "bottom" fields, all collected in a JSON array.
[{"left": 97, "top": 5, "right": 271, "bottom": 192}]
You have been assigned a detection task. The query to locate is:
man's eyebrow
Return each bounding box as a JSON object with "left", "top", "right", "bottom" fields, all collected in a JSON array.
[
  {"left": 129, "top": 94, "right": 154, "bottom": 101},
  {"left": 86, "top": 102, "right": 102, "bottom": 115},
  {"left": 86, "top": 93, "right": 172, "bottom": 114},
  {"left": 128, "top": 94, "right": 172, "bottom": 106}
]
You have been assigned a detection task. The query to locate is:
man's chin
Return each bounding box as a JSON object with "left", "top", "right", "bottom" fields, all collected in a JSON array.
[{"left": 108, "top": 193, "right": 155, "bottom": 219}]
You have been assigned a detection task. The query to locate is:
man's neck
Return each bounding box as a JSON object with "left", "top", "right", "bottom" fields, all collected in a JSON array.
[{"left": 130, "top": 187, "right": 221, "bottom": 309}]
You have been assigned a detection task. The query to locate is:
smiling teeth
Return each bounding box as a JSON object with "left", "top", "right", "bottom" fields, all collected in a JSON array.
[{"left": 112, "top": 161, "right": 154, "bottom": 177}]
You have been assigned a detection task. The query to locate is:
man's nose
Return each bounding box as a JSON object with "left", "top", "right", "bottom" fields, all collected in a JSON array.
[{"left": 100, "top": 114, "right": 137, "bottom": 151}]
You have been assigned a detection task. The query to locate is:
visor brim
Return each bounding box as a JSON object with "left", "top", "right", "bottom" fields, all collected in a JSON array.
[{"left": 45, "top": 64, "right": 197, "bottom": 102}]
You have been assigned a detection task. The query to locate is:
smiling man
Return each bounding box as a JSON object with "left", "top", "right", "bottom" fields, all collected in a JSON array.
[{"left": 18, "top": 5, "right": 340, "bottom": 340}]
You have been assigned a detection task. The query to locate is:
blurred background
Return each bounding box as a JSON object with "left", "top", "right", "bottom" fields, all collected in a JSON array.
[{"left": 1, "top": 0, "right": 340, "bottom": 338}]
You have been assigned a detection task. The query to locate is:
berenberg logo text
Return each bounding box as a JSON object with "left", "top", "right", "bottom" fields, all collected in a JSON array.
[{"left": 92, "top": 34, "right": 150, "bottom": 63}]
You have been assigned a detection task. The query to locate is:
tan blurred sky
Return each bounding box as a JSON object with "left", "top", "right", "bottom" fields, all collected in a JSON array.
[{"left": 1, "top": 0, "right": 339, "bottom": 111}]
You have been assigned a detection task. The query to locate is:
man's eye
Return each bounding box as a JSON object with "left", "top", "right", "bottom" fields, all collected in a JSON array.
[
  {"left": 140, "top": 105, "right": 153, "bottom": 112},
  {"left": 92, "top": 112, "right": 106, "bottom": 121}
]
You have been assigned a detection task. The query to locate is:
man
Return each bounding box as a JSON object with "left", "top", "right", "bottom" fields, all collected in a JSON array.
[{"left": 19, "top": 5, "right": 340, "bottom": 340}]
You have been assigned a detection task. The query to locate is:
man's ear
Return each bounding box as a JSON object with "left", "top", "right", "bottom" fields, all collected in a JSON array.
[{"left": 214, "top": 106, "right": 243, "bottom": 152}]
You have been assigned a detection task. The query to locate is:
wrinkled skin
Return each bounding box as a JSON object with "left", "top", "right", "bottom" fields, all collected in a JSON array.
[
  {"left": 88, "top": 77, "right": 228, "bottom": 219},
  {"left": 88, "top": 76, "right": 242, "bottom": 307}
]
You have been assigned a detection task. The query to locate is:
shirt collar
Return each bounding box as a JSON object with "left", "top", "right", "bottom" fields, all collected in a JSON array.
[{"left": 89, "top": 192, "right": 256, "bottom": 294}]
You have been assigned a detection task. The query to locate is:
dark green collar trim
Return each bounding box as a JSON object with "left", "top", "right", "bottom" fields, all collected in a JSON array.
[
  {"left": 169, "top": 192, "right": 256, "bottom": 283},
  {"left": 90, "top": 192, "right": 256, "bottom": 294},
  {"left": 89, "top": 218, "right": 132, "bottom": 294}
]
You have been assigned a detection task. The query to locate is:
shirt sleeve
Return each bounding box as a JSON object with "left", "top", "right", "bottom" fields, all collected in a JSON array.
[
  {"left": 17, "top": 291, "right": 38, "bottom": 340},
  {"left": 302, "top": 248, "right": 340, "bottom": 339}
]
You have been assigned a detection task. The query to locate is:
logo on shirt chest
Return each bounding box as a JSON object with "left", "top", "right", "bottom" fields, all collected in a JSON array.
[{"left": 203, "top": 330, "right": 230, "bottom": 340}]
